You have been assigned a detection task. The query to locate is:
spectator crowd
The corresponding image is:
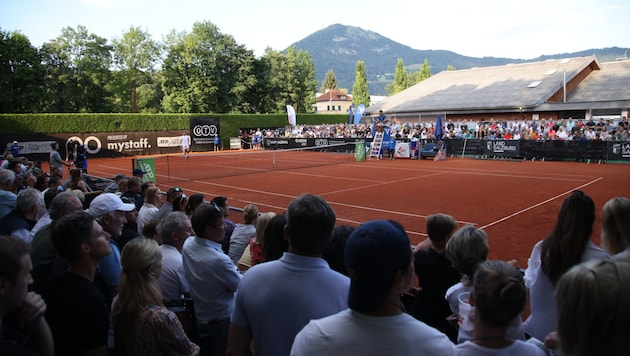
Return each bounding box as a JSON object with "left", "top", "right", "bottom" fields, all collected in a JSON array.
[{"left": 1, "top": 145, "right": 629, "bottom": 355}]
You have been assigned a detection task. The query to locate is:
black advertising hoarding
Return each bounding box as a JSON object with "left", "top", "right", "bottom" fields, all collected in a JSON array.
[
  {"left": 190, "top": 117, "right": 220, "bottom": 151},
  {"left": 484, "top": 140, "right": 520, "bottom": 157}
]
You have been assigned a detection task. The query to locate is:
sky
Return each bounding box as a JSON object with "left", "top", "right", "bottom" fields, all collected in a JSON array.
[{"left": 2, "top": 0, "right": 628, "bottom": 60}]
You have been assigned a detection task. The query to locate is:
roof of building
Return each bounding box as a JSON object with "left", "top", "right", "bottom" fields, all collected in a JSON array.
[
  {"left": 316, "top": 89, "right": 352, "bottom": 102},
  {"left": 366, "top": 56, "right": 630, "bottom": 116}
]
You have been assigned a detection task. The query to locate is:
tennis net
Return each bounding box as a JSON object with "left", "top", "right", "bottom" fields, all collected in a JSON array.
[{"left": 153, "top": 142, "right": 357, "bottom": 183}]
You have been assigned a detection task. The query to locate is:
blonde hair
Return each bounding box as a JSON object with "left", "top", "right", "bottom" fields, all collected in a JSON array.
[
  {"left": 112, "top": 238, "right": 164, "bottom": 354},
  {"left": 556, "top": 259, "right": 630, "bottom": 356},
  {"left": 445, "top": 225, "right": 489, "bottom": 278},
  {"left": 243, "top": 204, "right": 259, "bottom": 225},
  {"left": 601, "top": 197, "right": 630, "bottom": 255},
  {"left": 144, "top": 186, "right": 162, "bottom": 207},
  {"left": 255, "top": 212, "right": 276, "bottom": 245}
]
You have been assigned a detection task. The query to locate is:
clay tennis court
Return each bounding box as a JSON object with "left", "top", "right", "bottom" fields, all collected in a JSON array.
[{"left": 78, "top": 150, "right": 628, "bottom": 266}]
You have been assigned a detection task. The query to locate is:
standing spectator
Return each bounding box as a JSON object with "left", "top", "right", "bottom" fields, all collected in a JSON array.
[
  {"left": 29, "top": 191, "right": 84, "bottom": 293},
  {"left": 48, "top": 142, "right": 71, "bottom": 178},
  {"left": 156, "top": 211, "right": 193, "bottom": 300},
  {"left": 117, "top": 196, "right": 142, "bottom": 250},
  {"left": 261, "top": 213, "right": 289, "bottom": 262},
  {"left": 237, "top": 211, "right": 275, "bottom": 271},
  {"left": 291, "top": 220, "right": 456, "bottom": 355},
  {"left": 227, "top": 194, "right": 350, "bottom": 356},
  {"left": 444, "top": 225, "right": 525, "bottom": 343},
  {"left": 523, "top": 190, "right": 610, "bottom": 341},
  {"left": 86, "top": 193, "right": 137, "bottom": 307},
  {"left": 228, "top": 203, "right": 258, "bottom": 264},
  {"left": 554, "top": 259, "right": 630, "bottom": 356},
  {"left": 112, "top": 238, "right": 199, "bottom": 356},
  {"left": 132, "top": 168, "right": 145, "bottom": 180},
  {"left": 322, "top": 225, "right": 355, "bottom": 275},
  {"left": 183, "top": 202, "right": 242, "bottom": 356},
  {"left": 137, "top": 186, "right": 162, "bottom": 235},
  {"left": 600, "top": 196, "right": 630, "bottom": 259},
  {"left": 410, "top": 213, "right": 460, "bottom": 341},
  {"left": 0, "top": 188, "right": 45, "bottom": 243},
  {"left": 154, "top": 187, "right": 183, "bottom": 221},
  {"left": 185, "top": 193, "right": 205, "bottom": 217},
  {"left": 42, "top": 212, "right": 112, "bottom": 356},
  {"left": 456, "top": 260, "right": 548, "bottom": 355},
  {"left": 65, "top": 139, "right": 76, "bottom": 162},
  {"left": 212, "top": 195, "right": 236, "bottom": 253},
  {"left": 0, "top": 169, "right": 18, "bottom": 221},
  {"left": 0, "top": 235, "right": 54, "bottom": 356},
  {"left": 181, "top": 131, "right": 191, "bottom": 159},
  {"left": 121, "top": 176, "right": 143, "bottom": 210},
  {"left": 11, "top": 140, "right": 19, "bottom": 157}
]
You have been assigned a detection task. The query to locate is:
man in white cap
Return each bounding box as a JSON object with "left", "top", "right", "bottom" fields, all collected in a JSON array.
[{"left": 86, "top": 193, "right": 136, "bottom": 307}]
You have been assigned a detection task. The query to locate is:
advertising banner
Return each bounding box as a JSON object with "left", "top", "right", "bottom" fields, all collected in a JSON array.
[
  {"left": 190, "top": 117, "right": 220, "bottom": 150},
  {"left": 608, "top": 141, "right": 630, "bottom": 161},
  {"left": 484, "top": 140, "right": 520, "bottom": 157},
  {"left": 135, "top": 158, "right": 156, "bottom": 183}
]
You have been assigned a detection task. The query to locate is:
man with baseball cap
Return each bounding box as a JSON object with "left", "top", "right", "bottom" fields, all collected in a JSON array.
[
  {"left": 291, "top": 219, "right": 456, "bottom": 355},
  {"left": 132, "top": 168, "right": 145, "bottom": 179},
  {"left": 86, "top": 193, "right": 136, "bottom": 307}
]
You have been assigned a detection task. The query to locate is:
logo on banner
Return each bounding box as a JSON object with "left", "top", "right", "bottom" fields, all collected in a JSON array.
[
  {"left": 193, "top": 125, "right": 217, "bottom": 137},
  {"left": 315, "top": 139, "right": 329, "bottom": 147},
  {"left": 68, "top": 136, "right": 102, "bottom": 155}
]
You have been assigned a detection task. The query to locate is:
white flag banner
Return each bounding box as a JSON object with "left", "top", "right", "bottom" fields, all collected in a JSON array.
[{"left": 286, "top": 105, "right": 296, "bottom": 126}]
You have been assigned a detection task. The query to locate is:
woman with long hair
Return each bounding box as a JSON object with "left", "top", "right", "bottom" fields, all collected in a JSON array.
[
  {"left": 112, "top": 238, "right": 199, "bottom": 356},
  {"left": 600, "top": 196, "right": 630, "bottom": 259},
  {"left": 67, "top": 168, "right": 88, "bottom": 192},
  {"left": 523, "top": 190, "right": 610, "bottom": 341},
  {"left": 137, "top": 186, "right": 162, "bottom": 234}
]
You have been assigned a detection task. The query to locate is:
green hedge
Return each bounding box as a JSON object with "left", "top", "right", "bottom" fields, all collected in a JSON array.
[{"left": 0, "top": 114, "right": 349, "bottom": 139}]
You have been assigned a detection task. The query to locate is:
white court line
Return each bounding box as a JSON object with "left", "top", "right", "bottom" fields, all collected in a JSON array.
[{"left": 479, "top": 177, "right": 604, "bottom": 231}]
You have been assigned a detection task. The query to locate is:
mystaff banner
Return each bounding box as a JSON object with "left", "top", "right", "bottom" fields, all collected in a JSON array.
[{"left": 190, "top": 117, "right": 220, "bottom": 150}]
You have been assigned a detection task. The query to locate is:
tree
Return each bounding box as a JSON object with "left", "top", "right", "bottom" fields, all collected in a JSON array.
[
  {"left": 41, "top": 25, "right": 113, "bottom": 112},
  {"left": 447, "top": 65, "right": 456, "bottom": 71},
  {"left": 0, "top": 29, "right": 44, "bottom": 113},
  {"left": 161, "top": 21, "right": 256, "bottom": 113},
  {"left": 112, "top": 27, "right": 161, "bottom": 113},
  {"left": 412, "top": 59, "right": 431, "bottom": 84},
  {"left": 385, "top": 58, "right": 409, "bottom": 95},
  {"left": 286, "top": 46, "right": 317, "bottom": 113},
  {"left": 321, "top": 69, "right": 338, "bottom": 92},
  {"left": 351, "top": 60, "right": 370, "bottom": 107}
]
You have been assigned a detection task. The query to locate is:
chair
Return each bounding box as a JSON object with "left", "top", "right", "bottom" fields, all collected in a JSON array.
[{"left": 164, "top": 298, "right": 198, "bottom": 342}]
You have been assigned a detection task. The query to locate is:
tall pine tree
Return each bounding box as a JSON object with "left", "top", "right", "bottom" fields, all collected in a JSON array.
[{"left": 352, "top": 60, "right": 370, "bottom": 107}]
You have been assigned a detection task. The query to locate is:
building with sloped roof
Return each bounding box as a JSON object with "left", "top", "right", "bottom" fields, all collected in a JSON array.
[
  {"left": 313, "top": 89, "right": 353, "bottom": 114},
  {"left": 365, "top": 56, "right": 630, "bottom": 123}
]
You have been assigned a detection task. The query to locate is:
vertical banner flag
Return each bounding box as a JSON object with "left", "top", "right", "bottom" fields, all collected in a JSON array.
[
  {"left": 348, "top": 103, "right": 355, "bottom": 124},
  {"left": 435, "top": 115, "right": 444, "bottom": 140},
  {"left": 286, "top": 105, "right": 296, "bottom": 126},
  {"left": 135, "top": 158, "right": 156, "bottom": 182},
  {"left": 353, "top": 104, "right": 365, "bottom": 125}
]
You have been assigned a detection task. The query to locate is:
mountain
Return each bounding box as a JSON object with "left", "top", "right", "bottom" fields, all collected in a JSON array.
[{"left": 289, "top": 24, "right": 629, "bottom": 96}]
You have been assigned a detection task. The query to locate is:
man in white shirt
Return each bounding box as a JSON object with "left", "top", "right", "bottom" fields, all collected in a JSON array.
[
  {"left": 180, "top": 131, "right": 191, "bottom": 159},
  {"left": 291, "top": 220, "right": 456, "bottom": 355},
  {"left": 156, "top": 211, "right": 192, "bottom": 300}
]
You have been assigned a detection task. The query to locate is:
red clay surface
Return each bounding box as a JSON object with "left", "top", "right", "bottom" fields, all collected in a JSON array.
[{"left": 75, "top": 151, "right": 629, "bottom": 267}]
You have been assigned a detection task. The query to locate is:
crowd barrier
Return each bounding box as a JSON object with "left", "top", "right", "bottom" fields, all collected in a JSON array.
[{"left": 263, "top": 137, "right": 630, "bottom": 162}]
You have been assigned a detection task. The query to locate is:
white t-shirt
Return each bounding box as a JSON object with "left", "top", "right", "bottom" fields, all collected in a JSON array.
[
  {"left": 291, "top": 309, "right": 456, "bottom": 356},
  {"left": 456, "top": 339, "right": 550, "bottom": 355}
]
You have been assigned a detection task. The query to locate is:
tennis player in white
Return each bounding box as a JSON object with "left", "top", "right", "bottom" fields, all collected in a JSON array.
[{"left": 181, "top": 131, "right": 191, "bottom": 159}]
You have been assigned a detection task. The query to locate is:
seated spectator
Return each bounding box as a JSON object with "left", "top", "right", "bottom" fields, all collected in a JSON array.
[
  {"left": 118, "top": 196, "right": 141, "bottom": 249},
  {"left": 112, "top": 238, "right": 199, "bottom": 356},
  {"left": 103, "top": 174, "right": 127, "bottom": 194},
  {"left": 156, "top": 212, "right": 193, "bottom": 300},
  {"left": 600, "top": 196, "right": 630, "bottom": 259},
  {"left": 138, "top": 186, "right": 162, "bottom": 235},
  {"left": 142, "top": 219, "right": 163, "bottom": 244},
  {"left": 66, "top": 168, "right": 89, "bottom": 192},
  {"left": 173, "top": 192, "right": 188, "bottom": 213},
  {"left": 0, "top": 235, "right": 54, "bottom": 356},
  {"left": 155, "top": 187, "right": 184, "bottom": 221},
  {"left": 121, "top": 176, "right": 143, "bottom": 210},
  {"left": 261, "top": 213, "right": 289, "bottom": 262},
  {"left": 0, "top": 188, "right": 45, "bottom": 243},
  {"left": 554, "top": 259, "right": 630, "bottom": 356},
  {"left": 228, "top": 203, "right": 258, "bottom": 264},
  {"left": 291, "top": 220, "right": 456, "bottom": 355},
  {"left": 410, "top": 213, "right": 460, "bottom": 342},
  {"left": 456, "top": 260, "right": 548, "bottom": 355},
  {"left": 42, "top": 212, "right": 111, "bottom": 355},
  {"left": 524, "top": 190, "right": 610, "bottom": 341},
  {"left": 322, "top": 225, "right": 355, "bottom": 275}
]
